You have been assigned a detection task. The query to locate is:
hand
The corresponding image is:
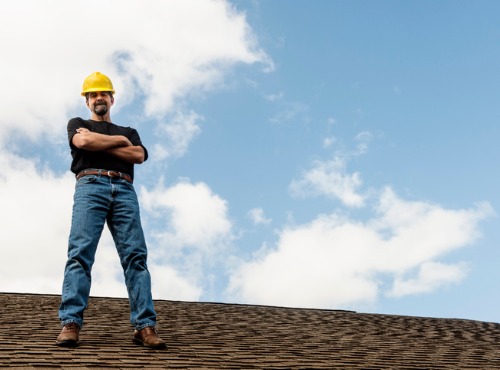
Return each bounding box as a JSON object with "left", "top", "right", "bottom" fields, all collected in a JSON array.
[{"left": 75, "top": 127, "right": 96, "bottom": 142}]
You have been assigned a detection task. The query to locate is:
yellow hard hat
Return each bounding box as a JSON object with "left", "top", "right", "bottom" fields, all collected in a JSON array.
[{"left": 81, "top": 72, "right": 115, "bottom": 96}]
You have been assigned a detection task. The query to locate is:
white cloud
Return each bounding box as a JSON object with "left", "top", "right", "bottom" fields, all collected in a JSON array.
[
  {"left": 269, "top": 101, "right": 309, "bottom": 124},
  {"left": 227, "top": 188, "right": 492, "bottom": 309},
  {"left": 0, "top": 0, "right": 271, "bottom": 143},
  {"left": 0, "top": 151, "right": 74, "bottom": 294},
  {"left": 141, "top": 179, "right": 232, "bottom": 251},
  {"left": 354, "top": 131, "right": 373, "bottom": 155},
  {"left": 370, "top": 188, "right": 491, "bottom": 273},
  {"left": 289, "top": 157, "right": 365, "bottom": 207},
  {"left": 264, "top": 91, "right": 284, "bottom": 102},
  {"left": 248, "top": 207, "right": 272, "bottom": 225},
  {"left": 152, "top": 110, "right": 203, "bottom": 161},
  {"left": 323, "top": 136, "right": 336, "bottom": 148},
  {"left": 140, "top": 179, "right": 233, "bottom": 294},
  {"left": 388, "top": 261, "right": 468, "bottom": 297},
  {"left": 149, "top": 264, "right": 203, "bottom": 301}
]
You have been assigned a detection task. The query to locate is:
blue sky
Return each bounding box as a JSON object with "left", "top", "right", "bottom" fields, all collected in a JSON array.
[{"left": 0, "top": 0, "right": 499, "bottom": 323}]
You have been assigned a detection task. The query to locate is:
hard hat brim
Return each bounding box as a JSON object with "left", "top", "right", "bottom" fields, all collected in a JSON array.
[{"left": 81, "top": 88, "right": 116, "bottom": 96}]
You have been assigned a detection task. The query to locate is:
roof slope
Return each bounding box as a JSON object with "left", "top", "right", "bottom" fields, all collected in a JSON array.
[{"left": 1, "top": 292, "right": 500, "bottom": 369}]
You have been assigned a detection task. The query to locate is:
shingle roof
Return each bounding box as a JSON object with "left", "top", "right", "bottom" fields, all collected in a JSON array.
[{"left": 1, "top": 292, "right": 500, "bottom": 369}]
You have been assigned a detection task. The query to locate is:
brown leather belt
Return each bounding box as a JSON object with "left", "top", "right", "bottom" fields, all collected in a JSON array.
[{"left": 76, "top": 169, "right": 133, "bottom": 183}]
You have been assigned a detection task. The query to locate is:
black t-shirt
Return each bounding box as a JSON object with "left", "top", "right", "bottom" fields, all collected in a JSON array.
[{"left": 67, "top": 117, "right": 148, "bottom": 179}]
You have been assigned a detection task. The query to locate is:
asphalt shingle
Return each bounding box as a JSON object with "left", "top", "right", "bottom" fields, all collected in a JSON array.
[{"left": 1, "top": 292, "right": 499, "bottom": 369}]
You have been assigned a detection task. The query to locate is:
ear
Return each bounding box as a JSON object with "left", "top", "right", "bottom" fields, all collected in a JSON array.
[
  {"left": 86, "top": 99, "right": 91, "bottom": 110},
  {"left": 110, "top": 95, "right": 115, "bottom": 106}
]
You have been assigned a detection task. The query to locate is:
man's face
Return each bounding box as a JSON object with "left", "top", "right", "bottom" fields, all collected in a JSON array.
[{"left": 86, "top": 91, "right": 114, "bottom": 116}]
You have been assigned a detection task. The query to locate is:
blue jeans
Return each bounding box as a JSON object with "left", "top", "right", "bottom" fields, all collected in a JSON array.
[{"left": 58, "top": 175, "right": 157, "bottom": 330}]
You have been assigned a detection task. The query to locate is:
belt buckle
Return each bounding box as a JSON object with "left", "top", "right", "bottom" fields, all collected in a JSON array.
[{"left": 108, "top": 170, "right": 123, "bottom": 179}]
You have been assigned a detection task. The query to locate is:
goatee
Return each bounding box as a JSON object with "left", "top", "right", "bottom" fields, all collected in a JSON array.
[{"left": 94, "top": 104, "right": 108, "bottom": 116}]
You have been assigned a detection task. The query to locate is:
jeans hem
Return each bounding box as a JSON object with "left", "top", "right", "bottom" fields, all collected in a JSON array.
[
  {"left": 135, "top": 323, "right": 156, "bottom": 331},
  {"left": 61, "top": 319, "right": 82, "bottom": 329}
]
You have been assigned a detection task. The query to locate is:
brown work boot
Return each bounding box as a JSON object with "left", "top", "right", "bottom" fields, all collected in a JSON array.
[
  {"left": 133, "top": 326, "right": 167, "bottom": 349},
  {"left": 56, "top": 322, "right": 80, "bottom": 347}
]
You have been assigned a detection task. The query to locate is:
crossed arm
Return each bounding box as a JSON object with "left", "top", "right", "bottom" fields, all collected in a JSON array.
[{"left": 72, "top": 128, "right": 145, "bottom": 164}]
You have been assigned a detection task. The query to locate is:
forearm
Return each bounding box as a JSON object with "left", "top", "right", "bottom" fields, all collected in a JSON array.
[
  {"left": 105, "top": 146, "right": 145, "bottom": 164},
  {"left": 73, "top": 131, "right": 132, "bottom": 151}
]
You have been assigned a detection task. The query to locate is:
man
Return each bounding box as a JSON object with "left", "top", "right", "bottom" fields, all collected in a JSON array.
[{"left": 57, "top": 72, "right": 166, "bottom": 349}]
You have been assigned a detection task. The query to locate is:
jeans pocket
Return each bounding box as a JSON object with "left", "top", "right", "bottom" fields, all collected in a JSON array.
[
  {"left": 76, "top": 175, "right": 97, "bottom": 188},
  {"left": 120, "top": 178, "right": 135, "bottom": 190}
]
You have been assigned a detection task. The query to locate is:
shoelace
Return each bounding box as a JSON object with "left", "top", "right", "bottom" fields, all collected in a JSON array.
[{"left": 64, "top": 322, "right": 79, "bottom": 331}]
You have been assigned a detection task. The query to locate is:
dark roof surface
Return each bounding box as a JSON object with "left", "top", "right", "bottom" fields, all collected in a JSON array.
[{"left": 1, "top": 292, "right": 500, "bottom": 369}]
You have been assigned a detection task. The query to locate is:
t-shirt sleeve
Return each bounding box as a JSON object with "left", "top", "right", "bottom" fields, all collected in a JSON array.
[
  {"left": 67, "top": 118, "right": 87, "bottom": 149},
  {"left": 128, "top": 128, "right": 149, "bottom": 162}
]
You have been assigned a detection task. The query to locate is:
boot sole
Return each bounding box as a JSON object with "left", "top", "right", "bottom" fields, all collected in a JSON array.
[
  {"left": 56, "top": 339, "right": 79, "bottom": 347},
  {"left": 132, "top": 338, "right": 167, "bottom": 349}
]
